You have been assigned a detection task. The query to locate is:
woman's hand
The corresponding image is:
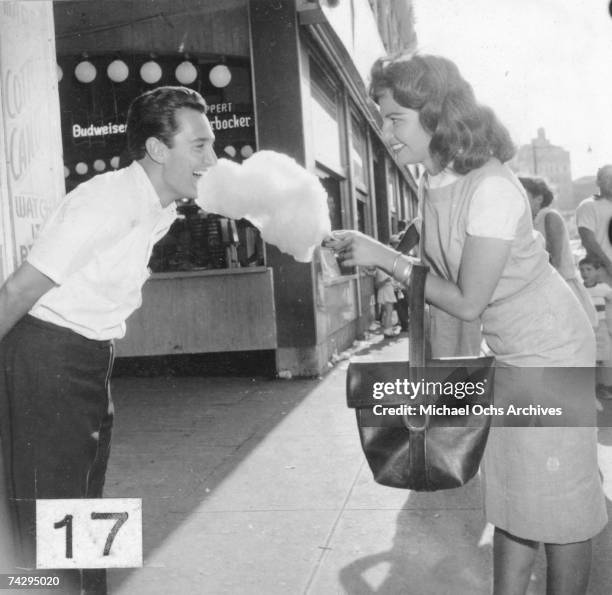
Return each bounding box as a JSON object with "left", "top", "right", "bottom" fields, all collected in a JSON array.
[{"left": 323, "top": 230, "right": 397, "bottom": 270}]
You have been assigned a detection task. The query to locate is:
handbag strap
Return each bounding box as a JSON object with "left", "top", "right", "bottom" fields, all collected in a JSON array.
[
  {"left": 392, "top": 220, "right": 430, "bottom": 430},
  {"left": 404, "top": 262, "right": 429, "bottom": 432},
  {"left": 394, "top": 210, "right": 428, "bottom": 369},
  {"left": 408, "top": 262, "right": 429, "bottom": 369}
]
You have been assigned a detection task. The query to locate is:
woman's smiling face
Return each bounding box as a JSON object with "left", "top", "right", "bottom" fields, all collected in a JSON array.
[{"left": 378, "top": 89, "right": 435, "bottom": 173}]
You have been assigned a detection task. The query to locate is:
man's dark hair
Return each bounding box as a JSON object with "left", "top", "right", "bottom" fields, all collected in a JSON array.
[{"left": 126, "top": 86, "right": 207, "bottom": 161}]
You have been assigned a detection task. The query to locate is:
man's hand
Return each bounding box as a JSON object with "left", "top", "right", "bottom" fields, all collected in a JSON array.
[
  {"left": 578, "top": 226, "right": 612, "bottom": 286},
  {"left": 0, "top": 263, "right": 56, "bottom": 342}
]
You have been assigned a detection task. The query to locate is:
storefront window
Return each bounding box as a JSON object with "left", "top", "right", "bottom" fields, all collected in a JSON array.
[
  {"left": 318, "top": 172, "right": 343, "bottom": 231},
  {"left": 350, "top": 113, "right": 372, "bottom": 235},
  {"left": 350, "top": 116, "right": 368, "bottom": 189},
  {"left": 309, "top": 60, "right": 342, "bottom": 173},
  {"left": 356, "top": 195, "right": 367, "bottom": 234},
  {"left": 57, "top": 52, "right": 264, "bottom": 272}
]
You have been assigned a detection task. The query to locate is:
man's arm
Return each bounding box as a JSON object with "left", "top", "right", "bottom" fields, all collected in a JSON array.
[
  {"left": 578, "top": 227, "right": 612, "bottom": 274},
  {"left": 0, "top": 262, "right": 56, "bottom": 342}
]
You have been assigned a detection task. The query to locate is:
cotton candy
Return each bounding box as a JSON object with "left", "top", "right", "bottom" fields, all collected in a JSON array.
[{"left": 196, "top": 150, "right": 332, "bottom": 262}]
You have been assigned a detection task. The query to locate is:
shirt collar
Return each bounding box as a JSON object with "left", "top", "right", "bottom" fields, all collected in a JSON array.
[{"left": 129, "top": 161, "right": 176, "bottom": 214}]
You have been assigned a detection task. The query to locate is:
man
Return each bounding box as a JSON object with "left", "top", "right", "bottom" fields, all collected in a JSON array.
[
  {"left": 0, "top": 86, "right": 217, "bottom": 593},
  {"left": 576, "top": 164, "right": 612, "bottom": 285}
]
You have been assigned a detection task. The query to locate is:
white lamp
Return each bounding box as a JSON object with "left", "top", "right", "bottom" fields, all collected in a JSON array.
[
  {"left": 240, "top": 145, "right": 254, "bottom": 159},
  {"left": 209, "top": 64, "right": 231, "bottom": 88},
  {"left": 75, "top": 162, "right": 89, "bottom": 175},
  {"left": 140, "top": 60, "right": 162, "bottom": 84},
  {"left": 224, "top": 146, "right": 237, "bottom": 158},
  {"left": 93, "top": 159, "right": 106, "bottom": 172},
  {"left": 175, "top": 61, "right": 197, "bottom": 85},
  {"left": 107, "top": 59, "right": 129, "bottom": 83},
  {"left": 75, "top": 60, "right": 97, "bottom": 84},
  {"left": 110, "top": 156, "right": 120, "bottom": 169},
  {"left": 57, "top": 64, "right": 63, "bottom": 82}
]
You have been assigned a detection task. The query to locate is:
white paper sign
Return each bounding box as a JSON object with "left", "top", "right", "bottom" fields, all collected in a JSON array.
[{"left": 36, "top": 498, "right": 142, "bottom": 569}]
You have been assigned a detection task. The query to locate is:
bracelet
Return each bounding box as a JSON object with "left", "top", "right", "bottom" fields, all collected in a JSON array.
[
  {"left": 394, "top": 261, "right": 413, "bottom": 285},
  {"left": 391, "top": 253, "right": 402, "bottom": 277}
]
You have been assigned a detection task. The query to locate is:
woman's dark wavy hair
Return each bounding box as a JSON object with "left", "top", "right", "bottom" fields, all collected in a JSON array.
[
  {"left": 126, "top": 86, "right": 207, "bottom": 161},
  {"left": 369, "top": 54, "right": 515, "bottom": 174},
  {"left": 518, "top": 176, "right": 554, "bottom": 207}
]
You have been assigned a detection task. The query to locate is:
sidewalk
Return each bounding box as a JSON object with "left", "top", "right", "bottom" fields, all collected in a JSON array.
[{"left": 105, "top": 334, "right": 612, "bottom": 595}]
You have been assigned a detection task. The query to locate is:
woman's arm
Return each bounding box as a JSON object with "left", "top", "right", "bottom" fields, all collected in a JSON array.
[
  {"left": 543, "top": 211, "right": 567, "bottom": 270},
  {"left": 424, "top": 236, "right": 511, "bottom": 321},
  {"left": 325, "top": 232, "right": 511, "bottom": 322}
]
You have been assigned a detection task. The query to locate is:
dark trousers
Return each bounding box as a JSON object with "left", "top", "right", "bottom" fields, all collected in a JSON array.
[
  {"left": 395, "top": 292, "right": 409, "bottom": 332},
  {"left": 0, "top": 316, "right": 114, "bottom": 594}
]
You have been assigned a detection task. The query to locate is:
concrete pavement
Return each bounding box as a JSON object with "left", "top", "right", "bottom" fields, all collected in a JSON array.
[{"left": 105, "top": 334, "right": 612, "bottom": 594}]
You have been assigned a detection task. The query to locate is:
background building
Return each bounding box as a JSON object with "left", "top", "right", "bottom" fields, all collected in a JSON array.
[{"left": 510, "top": 127, "right": 574, "bottom": 211}]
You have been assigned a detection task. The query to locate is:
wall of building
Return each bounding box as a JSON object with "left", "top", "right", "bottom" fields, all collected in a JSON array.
[
  {"left": 54, "top": 0, "right": 249, "bottom": 57},
  {"left": 0, "top": 1, "right": 65, "bottom": 283}
]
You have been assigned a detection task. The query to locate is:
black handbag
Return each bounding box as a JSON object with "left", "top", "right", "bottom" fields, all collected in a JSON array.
[{"left": 346, "top": 263, "right": 495, "bottom": 491}]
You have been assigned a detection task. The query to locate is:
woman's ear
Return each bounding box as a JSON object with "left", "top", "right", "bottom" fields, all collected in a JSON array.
[{"left": 144, "top": 137, "right": 168, "bottom": 164}]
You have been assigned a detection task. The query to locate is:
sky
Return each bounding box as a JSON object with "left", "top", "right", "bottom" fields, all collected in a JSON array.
[{"left": 412, "top": 0, "right": 612, "bottom": 180}]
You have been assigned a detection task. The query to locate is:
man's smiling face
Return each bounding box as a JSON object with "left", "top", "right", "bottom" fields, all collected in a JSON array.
[{"left": 160, "top": 107, "right": 217, "bottom": 203}]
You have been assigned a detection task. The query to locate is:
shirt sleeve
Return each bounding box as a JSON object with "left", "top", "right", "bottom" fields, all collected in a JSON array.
[
  {"left": 466, "top": 176, "right": 526, "bottom": 240},
  {"left": 575, "top": 200, "right": 596, "bottom": 231},
  {"left": 27, "top": 185, "right": 115, "bottom": 284}
]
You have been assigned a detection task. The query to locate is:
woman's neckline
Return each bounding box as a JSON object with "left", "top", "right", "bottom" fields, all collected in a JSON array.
[{"left": 425, "top": 167, "right": 462, "bottom": 190}]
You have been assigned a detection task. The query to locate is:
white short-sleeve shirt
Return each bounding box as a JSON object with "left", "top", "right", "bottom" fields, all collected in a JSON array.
[
  {"left": 28, "top": 162, "right": 177, "bottom": 340},
  {"left": 575, "top": 195, "right": 612, "bottom": 262},
  {"left": 426, "top": 169, "right": 525, "bottom": 240}
]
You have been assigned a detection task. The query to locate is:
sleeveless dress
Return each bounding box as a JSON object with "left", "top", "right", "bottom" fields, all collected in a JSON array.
[
  {"left": 421, "top": 159, "right": 607, "bottom": 543},
  {"left": 534, "top": 205, "right": 598, "bottom": 327}
]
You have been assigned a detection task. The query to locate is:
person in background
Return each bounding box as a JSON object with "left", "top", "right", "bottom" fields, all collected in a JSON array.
[
  {"left": 579, "top": 256, "right": 612, "bottom": 399},
  {"left": 0, "top": 86, "right": 217, "bottom": 594},
  {"left": 576, "top": 164, "right": 612, "bottom": 285},
  {"left": 520, "top": 176, "right": 597, "bottom": 327},
  {"left": 327, "top": 52, "right": 606, "bottom": 595},
  {"left": 375, "top": 264, "right": 399, "bottom": 338},
  {"left": 389, "top": 233, "right": 409, "bottom": 332}
]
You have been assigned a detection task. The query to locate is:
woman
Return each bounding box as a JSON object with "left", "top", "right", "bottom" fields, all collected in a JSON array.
[
  {"left": 327, "top": 54, "right": 606, "bottom": 595},
  {"left": 520, "top": 175, "right": 597, "bottom": 327}
]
